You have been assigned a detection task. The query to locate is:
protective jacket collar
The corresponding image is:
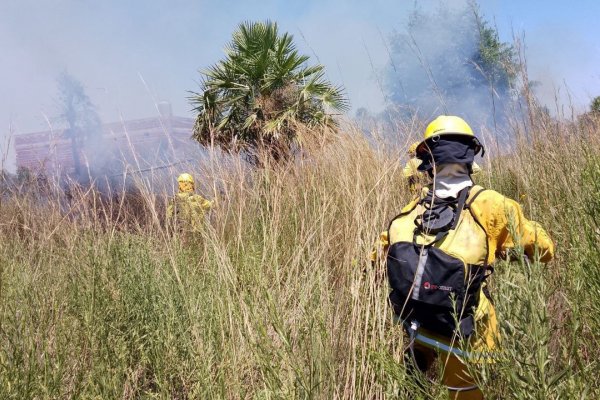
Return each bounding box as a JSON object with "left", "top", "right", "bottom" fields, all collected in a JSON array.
[{"left": 431, "top": 163, "right": 473, "bottom": 199}]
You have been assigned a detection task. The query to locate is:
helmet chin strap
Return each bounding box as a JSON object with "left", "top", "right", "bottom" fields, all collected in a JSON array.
[{"left": 432, "top": 163, "right": 473, "bottom": 199}]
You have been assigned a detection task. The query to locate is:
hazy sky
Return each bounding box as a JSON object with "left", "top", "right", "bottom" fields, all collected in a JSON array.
[{"left": 1, "top": 0, "right": 599, "bottom": 169}]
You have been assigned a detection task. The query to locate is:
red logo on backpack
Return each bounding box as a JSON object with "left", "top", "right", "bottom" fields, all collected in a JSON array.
[{"left": 423, "top": 281, "right": 453, "bottom": 291}]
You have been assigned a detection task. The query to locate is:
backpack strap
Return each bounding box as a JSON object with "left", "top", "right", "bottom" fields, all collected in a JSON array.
[
  {"left": 464, "top": 185, "right": 492, "bottom": 267},
  {"left": 451, "top": 186, "right": 470, "bottom": 230},
  {"left": 465, "top": 185, "right": 487, "bottom": 209}
]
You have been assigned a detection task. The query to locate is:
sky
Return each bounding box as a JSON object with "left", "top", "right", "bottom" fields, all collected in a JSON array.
[{"left": 1, "top": 0, "right": 599, "bottom": 170}]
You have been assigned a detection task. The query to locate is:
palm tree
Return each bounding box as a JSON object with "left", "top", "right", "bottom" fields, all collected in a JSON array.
[{"left": 190, "top": 21, "right": 349, "bottom": 163}]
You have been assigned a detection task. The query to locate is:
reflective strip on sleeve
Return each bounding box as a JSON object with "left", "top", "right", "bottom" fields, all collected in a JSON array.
[
  {"left": 413, "top": 332, "right": 471, "bottom": 358},
  {"left": 412, "top": 332, "right": 493, "bottom": 361}
]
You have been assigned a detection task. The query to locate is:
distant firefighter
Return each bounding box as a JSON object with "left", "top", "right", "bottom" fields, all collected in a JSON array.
[
  {"left": 403, "top": 141, "right": 427, "bottom": 194},
  {"left": 167, "top": 173, "right": 213, "bottom": 233}
]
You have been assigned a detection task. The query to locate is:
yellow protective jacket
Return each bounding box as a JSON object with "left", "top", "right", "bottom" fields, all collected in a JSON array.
[
  {"left": 403, "top": 158, "right": 423, "bottom": 179},
  {"left": 383, "top": 185, "right": 554, "bottom": 359},
  {"left": 166, "top": 192, "right": 213, "bottom": 232},
  {"left": 403, "top": 158, "right": 429, "bottom": 195}
]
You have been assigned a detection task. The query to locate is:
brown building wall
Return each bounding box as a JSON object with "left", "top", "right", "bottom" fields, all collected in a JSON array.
[{"left": 15, "top": 116, "right": 197, "bottom": 175}]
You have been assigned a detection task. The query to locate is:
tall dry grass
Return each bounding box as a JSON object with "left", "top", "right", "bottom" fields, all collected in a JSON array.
[{"left": 1, "top": 110, "right": 599, "bottom": 399}]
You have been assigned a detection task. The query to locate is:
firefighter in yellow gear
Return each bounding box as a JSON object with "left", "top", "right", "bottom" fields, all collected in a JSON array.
[
  {"left": 166, "top": 173, "right": 213, "bottom": 233},
  {"left": 404, "top": 142, "right": 427, "bottom": 194},
  {"left": 378, "top": 116, "right": 554, "bottom": 399}
]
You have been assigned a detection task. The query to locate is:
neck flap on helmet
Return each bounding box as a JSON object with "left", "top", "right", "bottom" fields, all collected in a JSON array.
[{"left": 417, "top": 135, "right": 484, "bottom": 174}]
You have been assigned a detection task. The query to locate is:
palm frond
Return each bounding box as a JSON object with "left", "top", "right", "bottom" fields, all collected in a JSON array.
[{"left": 190, "top": 20, "right": 348, "bottom": 164}]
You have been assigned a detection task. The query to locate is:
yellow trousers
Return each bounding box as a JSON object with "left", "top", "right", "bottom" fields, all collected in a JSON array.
[{"left": 408, "top": 343, "right": 483, "bottom": 400}]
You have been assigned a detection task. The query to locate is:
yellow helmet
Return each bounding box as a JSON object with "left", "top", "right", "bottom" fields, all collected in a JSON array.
[
  {"left": 177, "top": 173, "right": 194, "bottom": 184},
  {"left": 416, "top": 115, "right": 484, "bottom": 170},
  {"left": 177, "top": 173, "right": 195, "bottom": 193},
  {"left": 417, "top": 115, "right": 481, "bottom": 155},
  {"left": 423, "top": 115, "right": 474, "bottom": 140},
  {"left": 408, "top": 141, "right": 420, "bottom": 157}
]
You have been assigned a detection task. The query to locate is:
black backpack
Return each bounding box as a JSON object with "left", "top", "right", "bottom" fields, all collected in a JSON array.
[{"left": 386, "top": 186, "right": 492, "bottom": 338}]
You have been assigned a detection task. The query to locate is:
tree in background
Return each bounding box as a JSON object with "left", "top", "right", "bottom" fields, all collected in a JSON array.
[
  {"left": 190, "top": 21, "right": 348, "bottom": 164},
  {"left": 471, "top": 9, "right": 516, "bottom": 96},
  {"left": 591, "top": 96, "right": 600, "bottom": 114},
  {"left": 384, "top": 1, "right": 516, "bottom": 127},
  {"left": 56, "top": 71, "right": 101, "bottom": 179}
]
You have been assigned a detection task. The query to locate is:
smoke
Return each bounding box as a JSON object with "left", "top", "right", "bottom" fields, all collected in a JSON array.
[
  {"left": 381, "top": 0, "right": 516, "bottom": 140},
  {"left": 525, "top": 25, "right": 600, "bottom": 117},
  {"left": 1, "top": 0, "right": 599, "bottom": 173}
]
